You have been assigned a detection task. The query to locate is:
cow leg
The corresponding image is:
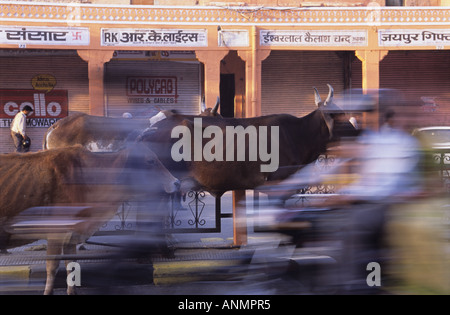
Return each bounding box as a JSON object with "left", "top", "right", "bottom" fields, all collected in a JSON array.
[
  {"left": 44, "top": 238, "right": 63, "bottom": 295},
  {"left": 0, "top": 226, "right": 10, "bottom": 254},
  {"left": 64, "top": 243, "right": 77, "bottom": 295},
  {"left": 233, "top": 190, "right": 247, "bottom": 246}
]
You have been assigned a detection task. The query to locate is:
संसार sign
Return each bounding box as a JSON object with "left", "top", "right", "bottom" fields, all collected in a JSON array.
[{"left": 0, "top": 26, "right": 90, "bottom": 46}]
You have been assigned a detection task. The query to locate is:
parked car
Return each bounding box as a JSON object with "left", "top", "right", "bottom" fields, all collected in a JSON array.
[
  {"left": 413, "top": 126, "right": 450, "bottom": 185},
  {"left": 413, "top": 126, "right": 450, "bottom": 151}
]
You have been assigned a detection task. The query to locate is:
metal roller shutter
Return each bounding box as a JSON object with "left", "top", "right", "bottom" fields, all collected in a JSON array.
[
  {"left": 0, "top": 50, "right": 88, "bottom": 153},
  {"left": 380, "top": 50, "right": 450, "bottom": 127},
  {"left": 105, "top": 59, "right": 201, "bottom": 118},
  {"left": 261, "top": 50, "right": 346, "bottom": 118}
]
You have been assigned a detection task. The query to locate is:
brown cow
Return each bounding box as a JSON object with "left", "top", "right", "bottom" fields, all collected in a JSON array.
[
  {"left": 43, "top": 113, "right": 150, "bottom": 151},
  {"left": 43, "top": 98, "right": 221, "bottom": 151},
  {"left": 0, "top": 143, "right": 179, "bottom": 294}
]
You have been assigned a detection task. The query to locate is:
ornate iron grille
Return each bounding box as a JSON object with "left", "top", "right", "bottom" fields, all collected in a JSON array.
[
  {"left": 94, "top": 191, "right": 225, "bottom": 236},
  {"left": 433, "top": 150, "right": 450, "bottom": 193},
  {"left": 165, "top": 191, "right": 224, "bottom": 233}
]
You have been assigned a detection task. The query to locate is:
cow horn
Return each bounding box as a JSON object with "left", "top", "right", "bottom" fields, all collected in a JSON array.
[
  {"left": 313, "top": 87, "right": 321, "bottom": 107},
  {"left": 212, "top": 97, "right": 220, "bottom": 114},
  {"left": 324, "top": 84, "right": 334, "bottom": 106},
  {"left": 201, "top": 95, "right": 206, "bottom": 112}
]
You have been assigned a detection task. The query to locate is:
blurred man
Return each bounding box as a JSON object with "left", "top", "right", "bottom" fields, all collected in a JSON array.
[
  {"left": 11, "top": 105, "right": 33, "bottom": 153},
  {"left": 324, "top": 103, "right": 423, "bottom": 293}
]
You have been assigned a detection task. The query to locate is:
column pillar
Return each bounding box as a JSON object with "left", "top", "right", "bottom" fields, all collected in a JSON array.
[
  {"left": 228, "top": 27, "right": 271, "bottom": 246},
  {"left": 238, "top": 26, "right": 271, "bottom": 118},
  {"left": 355, "top": 50, "right": 389, "bottom": 128},
  {"left": 77, "top": 50, "right": 115, "bottom": 116},
  {"left": 195, "top": 50, "right": 229, "bottom": 111},
  {"left": 355, "top": 50, "right": 388, "bottom": 92}
]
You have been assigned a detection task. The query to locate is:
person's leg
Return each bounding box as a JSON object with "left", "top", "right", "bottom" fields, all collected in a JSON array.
[
  {"left": 341, "top": 203, "right": 388, "bottom": 293},
  {"left": 10, "top": 131, "right": 23, "bottom": 152}
]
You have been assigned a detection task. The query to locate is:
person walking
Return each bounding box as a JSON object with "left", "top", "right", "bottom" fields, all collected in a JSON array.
[{"left": 11, "top": 105, "right": 33, "bottom": 152}]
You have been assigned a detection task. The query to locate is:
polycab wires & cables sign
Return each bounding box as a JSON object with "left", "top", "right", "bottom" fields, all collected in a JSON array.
[
  {"left": 127, "top": 76, "right": 179, "bottom": 105},
  {"left": 0, "top": 89, "right": 68, "bottom": 128}
]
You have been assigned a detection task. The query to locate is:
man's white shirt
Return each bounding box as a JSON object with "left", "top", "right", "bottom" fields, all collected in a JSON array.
[{"left": 11, "top": 112, "right": 27, "bottom": 136}]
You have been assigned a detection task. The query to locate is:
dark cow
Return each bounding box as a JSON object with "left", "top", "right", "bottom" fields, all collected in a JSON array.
[
  {"left": 0, "top": 143, "right": 179, "bottom": 294},
  {"left": 151, "top": 97, "right": 221, "bottom": 125},
  {"left": 142, "top": 85, "right": 358, "bottom": 197},
  {"left": 200, "top": 96, "right": 221, "bottom": 117},
  {"left": 157, "top": 97, "right": 220, "bottom": 119},
  {"left": 43, "top": 98, "right": 221, "bottom": 151}
]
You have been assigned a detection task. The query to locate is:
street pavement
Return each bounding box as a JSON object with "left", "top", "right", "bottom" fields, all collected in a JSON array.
[
  {"left": 0, "top": 234, "right": 308, "bottom": 295},
  {"left": 0, "top": 191, "right": 342, "bottom": 295}
]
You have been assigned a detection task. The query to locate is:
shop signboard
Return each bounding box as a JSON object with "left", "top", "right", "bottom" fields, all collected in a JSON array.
[
  {"left": 218, "top": 29, "right": 249, "bottom": 47},
  {"left": 101, "top": 28, "right": 208, "bottom": 47},
  {"left": 126, "top": 76, "right": 178, "bottom": 104},
  {"left": 260, "top": 30, "right": 368, "bottom": 46},
  {"left": 0, "top": 89, "right": 68, "bottom": 128},
  {"left": 0, "top": 26, "right": 90, "bottom": 46},
  {"left": 379, "top": 29, "right": 450, "bottom": 47}
]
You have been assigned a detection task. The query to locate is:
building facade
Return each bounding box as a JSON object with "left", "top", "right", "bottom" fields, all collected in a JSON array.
[{"left": 1, "top": 1, "right": 450, "bottom": 153}]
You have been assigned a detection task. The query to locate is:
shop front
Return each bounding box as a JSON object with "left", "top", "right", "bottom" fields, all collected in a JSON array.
[
  {"left": 380, "top": 50, "right": 450, "bottom": 126},
  {"left": 261, "top": 50, "right": 363, "bottom": 117},
  {"left": 0, "top": 50, "right": 88, "bottom": 152},
  {"left": 105, "top": 51, "right": 202, "bottom": 118},
  {"left": 3, "top": 3, "right": 450, "bottom": 243}
]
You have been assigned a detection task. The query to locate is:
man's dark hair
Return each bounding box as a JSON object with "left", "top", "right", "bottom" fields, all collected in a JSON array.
[
  {"left": 22, "top": 105, "right": 33, "bottom": 112},
  {"left": 384, "top": 109, "right": 395, "bottom": 121}
]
